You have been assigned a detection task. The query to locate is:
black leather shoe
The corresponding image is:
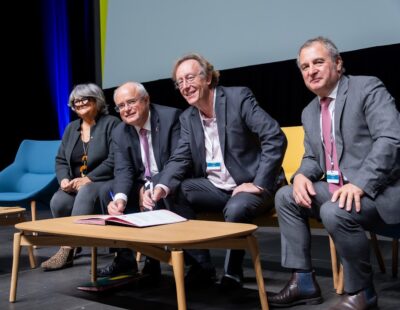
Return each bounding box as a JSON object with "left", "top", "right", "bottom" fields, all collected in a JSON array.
[
  {"left": 185, "top": 264, "right": 216, "bottom": 288},
  {"left": 97, "top": 257, "right": 138, "bottom": 278},
  {"left": 329, "top": 287, "right": 377, "bottom": 310},
  {"left": 219, "top": 273, "right": 243, "bottom": 292},
  {"left": 73, "top": 247, "right": 82, "bottom": 258},
  {"left": 268, "top": 271, "right": 322, "bottom": 308},
  {"left": 141, "top": 258, "right": 161, "bottom": 282}
]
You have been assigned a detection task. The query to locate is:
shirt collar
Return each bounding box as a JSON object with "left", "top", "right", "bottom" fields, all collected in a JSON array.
[
  {"left": 199, "top": 88, "right": 216, "bottom": 123},
  {"left": 134, "top": 111, "right": 151, "bottom": 133},
  {"left": 319, "top": 82, "right": 339, "bottom": 103}
]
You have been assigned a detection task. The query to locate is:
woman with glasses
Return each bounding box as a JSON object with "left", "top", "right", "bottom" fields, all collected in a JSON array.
[{"left": 41, "top": 83, "right": 120, "bottom": 271}]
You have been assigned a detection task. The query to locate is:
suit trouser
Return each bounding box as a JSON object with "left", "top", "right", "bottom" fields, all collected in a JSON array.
[
  {"left": 275, "top": 181, "right": 397, "bottom": 293},
  {"left": 175, "top": 178, "right": 273, "bottom": 275},
  {"left": 50, "top": 181, "right": 106, "bottom": 217}
]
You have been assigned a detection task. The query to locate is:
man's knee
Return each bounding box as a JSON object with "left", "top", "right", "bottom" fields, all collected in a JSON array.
[
  {"left": 223, "top": 195, "right": 260, "bottom": 223},
  {"left": 320, "top": 202, "right": 341, "bottom": 232},
  {"left": 180, "top": 179, "right": 191, "bottom": 192},
  {"left": 274, "top": 185, "right": 293, "bottom": 213},
  {"left": 223, "top": 201, "right": 245, "bottom": 222}
]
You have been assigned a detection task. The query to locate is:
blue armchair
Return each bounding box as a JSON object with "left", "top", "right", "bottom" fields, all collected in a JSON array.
[{"left": 0, "top": 139, "right": 61, "bottom": 221}]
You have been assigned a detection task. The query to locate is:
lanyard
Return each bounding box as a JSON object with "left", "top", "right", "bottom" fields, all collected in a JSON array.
[
  {"left": 199, "top": 91, "right": 217, "bottom": 160},
  {"left": 322, "top": 129, "right": 335, "bottom": 170},
  {"left": 321, "top": 106, "right": 335, "bottom": 171},
  {"left": 202, "top": 118, "right": 217, "bottom": 160}
]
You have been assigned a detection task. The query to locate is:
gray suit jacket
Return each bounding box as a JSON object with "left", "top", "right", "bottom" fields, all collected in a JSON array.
[
  {"left": 55, "top": 114, "right": 120, "bottom": 183},
  {"left": 296, "top": 75, "right": 400, "bottom": 224},
  {"left": 158, "top": 86, "right": 287, "bottom": 194}
]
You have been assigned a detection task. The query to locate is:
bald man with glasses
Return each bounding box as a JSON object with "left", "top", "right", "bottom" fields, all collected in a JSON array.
[{"left": 97, "top": 81, "right": 181, "bottom": 280}]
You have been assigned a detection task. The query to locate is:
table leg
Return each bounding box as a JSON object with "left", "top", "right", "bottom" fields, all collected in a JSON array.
[
  {"left": 171, "top": 250, "right": 186, "bottom": 310},
  {"left": 22, "top": 212, "right": 36, "bottom": 269},
  {"left": 9, "top": 232, "right": 22, "bottom": 302},
  {"left": 336, "top": 264, "right": 344, "bottom": 294},
  {"left": 247, "top": 235, "right": 269, "bottom": 310},
  {"left": 28, "top": 245, "right": 36, "bottom": 269}
]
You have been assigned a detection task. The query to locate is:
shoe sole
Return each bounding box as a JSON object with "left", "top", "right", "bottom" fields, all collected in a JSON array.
[
  {"left": 96, "top": 269, "right": 139, "bottom": 278},
  {"left": 42, "top": 261, "right": 73, "bottom": 272},
  {"left": 269, "top": 296, "right": 323, "bottom": 308}
]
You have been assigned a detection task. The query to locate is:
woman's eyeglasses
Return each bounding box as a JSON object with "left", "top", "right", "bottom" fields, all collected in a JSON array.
[{"left": 72, "top": 97, "right": 94, "bottom": 109}]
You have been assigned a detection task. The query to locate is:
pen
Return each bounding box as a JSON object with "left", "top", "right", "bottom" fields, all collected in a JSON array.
[
  {"left": 149, "top": 181, "right": 154, "bottom": 195},
  {"left": 109, "top": 190, "right": 115, "bottom": 201},
  {"left": 143, "top": 180, "right": 154, "bottom": 212}
]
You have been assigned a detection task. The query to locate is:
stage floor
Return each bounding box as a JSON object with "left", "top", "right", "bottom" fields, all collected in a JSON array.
[{"left": 1, "top": 208, "right": 398, "bottom": 309}]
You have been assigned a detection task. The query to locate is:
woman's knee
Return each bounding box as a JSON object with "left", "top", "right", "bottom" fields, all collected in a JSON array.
[{"left": 50, "top": 191, "right": 73, "bottom": 217}]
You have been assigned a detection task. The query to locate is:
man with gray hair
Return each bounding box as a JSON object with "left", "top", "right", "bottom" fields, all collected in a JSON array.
[
  {"left": 97, "top": 81, "right": 181, "bottom": 280},
  {"left": 269, "top": 37, "right": 400, "bottom": 309}
]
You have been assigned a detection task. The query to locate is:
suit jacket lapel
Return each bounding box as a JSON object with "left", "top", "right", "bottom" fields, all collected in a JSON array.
[
  {"left": 67, "top": 123, "right": 81, "bottom": 167},
  {"left": 334, "top": 76, "right": 348, "bottom": 162},
  {"left": 190, "top": 108, "right": 206, "bottom": 173},
  {"left": 310, "top": 99, "right": 325, "bottom": 170},
  {"left": 215, "top": 87, "right": 226, "bottom": 157},
  {"left": 127, "top": 125, "right": 143, "bottom": 171},
  {"left": 150, "top": 106, "right": 162, "bottom": 170}
]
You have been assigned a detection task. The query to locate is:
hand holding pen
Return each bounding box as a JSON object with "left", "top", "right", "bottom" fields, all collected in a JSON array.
[
  {"left": 141, "top": 181, "right": 154, "bottom": 212},
  {"left": 142, "top": 185, "right": 165, "bottom": 210},
  {"left": 107, "top": 191, "right": 126, "bottom": 215}
]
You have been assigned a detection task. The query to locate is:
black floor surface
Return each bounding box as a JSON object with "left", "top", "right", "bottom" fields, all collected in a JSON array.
[{"left": 1, "top": 208, "right": 399, "bottom": 309}]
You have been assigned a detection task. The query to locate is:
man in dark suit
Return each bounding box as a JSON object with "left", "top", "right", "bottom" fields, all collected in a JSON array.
[
  {"left": 144, "top": 53, "right": 287, "bottom": 289},
  {"left": 269, "top": 37, "right": 400, "bottom": 309},
  {"left": 97, "top": 81, "right": 181, "bottom": 279}
]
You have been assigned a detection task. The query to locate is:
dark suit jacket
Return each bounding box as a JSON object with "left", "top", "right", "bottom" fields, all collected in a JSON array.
[
  {"left": 296, "top": 75, "right": 400, "bottom": 224},
  {"left": 158, "top": 86, "right": 287, "bottom": 194},
  {"left": 112, "top": 103, "right": 181, "bottom": 196},
  {"left": 55, "top": 114, "right": 120, "bottom": 183}
]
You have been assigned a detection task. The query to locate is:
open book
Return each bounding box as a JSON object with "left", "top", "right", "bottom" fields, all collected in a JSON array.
[{"left": 74, "top": 210, "right": 187, "bottom": 228}]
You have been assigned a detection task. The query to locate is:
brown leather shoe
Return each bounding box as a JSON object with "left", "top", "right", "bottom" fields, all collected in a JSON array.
[
  {"left": 268, "top": 271, "right": 322, "bottom": 308},
  {"left": 329, "top": 288, "right": 377, "bottom": 310}
]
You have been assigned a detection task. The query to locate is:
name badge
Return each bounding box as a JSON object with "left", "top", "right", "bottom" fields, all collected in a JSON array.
[
  {"left": 207, "top": 161, "right": 221, "bottom": 171},
  {"left": 327, "top": 170, "right": 340, "bottom": 184}
]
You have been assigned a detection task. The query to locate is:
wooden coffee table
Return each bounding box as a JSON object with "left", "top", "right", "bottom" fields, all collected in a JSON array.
[
  {"left": 10, "top": 216, "right": 269, "bottom": 309},
  {"left": 0, "top": 207, "right": 35, "bottom": 268},
  {"left": 0, "top": 207, "right": 27, "bottom": 226}
]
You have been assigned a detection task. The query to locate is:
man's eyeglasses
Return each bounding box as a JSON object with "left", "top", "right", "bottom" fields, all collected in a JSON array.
[
  {"left": 72, "top": 97, "right": 94, "bottom": 108},
  {"left": 174, "top": 73, "right": 203, "bottom": 89},
  {"left": 114, "top": 97, "right": 143, "bottom": 113}
]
